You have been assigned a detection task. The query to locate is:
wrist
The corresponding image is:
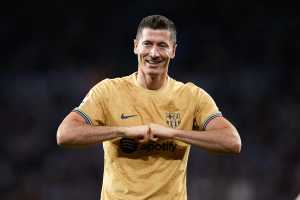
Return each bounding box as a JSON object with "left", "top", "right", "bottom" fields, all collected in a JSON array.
[
  {"left": 116, "top": 126, "right": 127, "bottom": 137},
  {"left": 171, "top": 128, "right": 180, "bottom": 139}
]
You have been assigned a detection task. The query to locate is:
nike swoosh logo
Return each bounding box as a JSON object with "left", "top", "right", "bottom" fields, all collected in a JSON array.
[{"left": 121, "top": 113, "right": 137, "bottom": 120}]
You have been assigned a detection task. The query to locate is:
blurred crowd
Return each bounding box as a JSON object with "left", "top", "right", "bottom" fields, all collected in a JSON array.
[{"left": 1, "top": 1, "right": 299, "bottom": 200}]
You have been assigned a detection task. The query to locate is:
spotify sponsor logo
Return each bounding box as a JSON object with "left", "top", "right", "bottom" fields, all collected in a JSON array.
[{"left": 119, "top": 139, "right": 177, "bottom": 153}]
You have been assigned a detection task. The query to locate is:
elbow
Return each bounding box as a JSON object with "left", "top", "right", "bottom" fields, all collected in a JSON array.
[
  {"left": 228, "top": 136, "right": 242, "bottom": 154},
  {"left": 231, "top": 139, "right": 242, "bottom": 154},
  {"left": 56, "top": 113, "right": 86, "bottom": 147},
  {"left": 56, "top": 127, "right": 64, "bottom": 146},
  {"left": 226, "top": 127, "right": 242, "bottom": 154},
  {"left": 56, "top": 125, "right": 71, "bottom": 146}
]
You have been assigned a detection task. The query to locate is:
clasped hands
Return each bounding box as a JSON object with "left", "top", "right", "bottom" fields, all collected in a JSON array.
[{"left": 121, "top": 123, "right": 175, "bottom": 143}]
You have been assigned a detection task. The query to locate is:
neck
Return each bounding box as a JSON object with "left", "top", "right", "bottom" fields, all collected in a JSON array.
[{"left": 136, "top": 69, "right": 168, "bottom": 90}]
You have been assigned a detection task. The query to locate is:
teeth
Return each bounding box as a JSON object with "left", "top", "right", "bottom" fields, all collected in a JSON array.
[{"left": 147, "top": 60, "right": 161, "bottom": 64}]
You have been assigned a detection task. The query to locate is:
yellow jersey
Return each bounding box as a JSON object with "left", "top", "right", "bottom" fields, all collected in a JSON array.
[{"left": 74, "top": 72, "right": 221, "bottom": 200}]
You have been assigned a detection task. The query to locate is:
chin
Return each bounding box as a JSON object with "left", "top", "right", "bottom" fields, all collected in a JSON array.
[
  {"left": 145, "top": 67, "right": 163, "bottom": 76},
  {"left": 139, "top": 62, "right": 167, "bottom": 76}
]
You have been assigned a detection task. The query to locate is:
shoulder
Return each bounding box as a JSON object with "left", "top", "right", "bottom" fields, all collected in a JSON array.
[
  {"left": 169, "top": 78, "right": 207, "bottom": 95},
  {"left": 92, "top": 74, "right": 133, "bottom": 92}
]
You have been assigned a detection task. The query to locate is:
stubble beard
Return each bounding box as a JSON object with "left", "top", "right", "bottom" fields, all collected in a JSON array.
[{"left": 139, "top": 55, "right": 170, "bottom": 78}]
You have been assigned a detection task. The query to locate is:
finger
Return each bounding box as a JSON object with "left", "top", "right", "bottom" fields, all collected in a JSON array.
[
  {"left": 138, "top": 138, "right": 146, "bottom": 143},
  {"left": 150, "top": 135, "right": 158, "bottom": 142},
  {"left": 144, "top": 127, "right": 150, "bottom": 142},
  {"left": 149, "top": 127, "right": 158, "bottom": 142},
  {"left": 137, "top": 135, "right": 146, "bottom": 143},
  {"left": 138, "top": 131, "right": 150, "bottom": 143}
]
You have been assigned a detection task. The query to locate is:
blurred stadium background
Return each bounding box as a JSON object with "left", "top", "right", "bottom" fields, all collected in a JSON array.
[{"left": 1, "top": 1, "right": 299, "bottom": 200}]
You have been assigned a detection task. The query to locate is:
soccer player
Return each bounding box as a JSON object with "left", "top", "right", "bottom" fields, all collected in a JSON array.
[{"left": 57, "top": 15, "right": 241, "bottom": 200}]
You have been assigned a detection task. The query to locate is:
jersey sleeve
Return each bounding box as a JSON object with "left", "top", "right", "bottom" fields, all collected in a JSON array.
[
  {"left": 73, "top": 79, "right": 109, "bottom": 126},
  {"left": 193, "top": 87, "right": 222, "bottom": 130}
]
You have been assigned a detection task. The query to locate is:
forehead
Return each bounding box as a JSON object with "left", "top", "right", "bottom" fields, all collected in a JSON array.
[{"left": 138, "top": 28, "right": 172, "bottom": 43}]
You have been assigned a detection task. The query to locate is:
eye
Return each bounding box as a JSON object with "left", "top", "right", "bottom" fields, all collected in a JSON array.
[
  {"left": 142, "top": 41, "right": 152, "bottom": 47},
  {"left": 158, "top": 43, "right": 169, "bottom": 49}
]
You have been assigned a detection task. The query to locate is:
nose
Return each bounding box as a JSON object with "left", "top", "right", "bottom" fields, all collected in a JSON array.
[{"left": 149, "top": 46, "right": 160, "bottom": 58}]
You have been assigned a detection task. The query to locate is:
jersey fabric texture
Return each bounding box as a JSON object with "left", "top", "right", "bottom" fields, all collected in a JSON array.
[{"left": 74, "top": 72, "right": 222, "bottom": 200}]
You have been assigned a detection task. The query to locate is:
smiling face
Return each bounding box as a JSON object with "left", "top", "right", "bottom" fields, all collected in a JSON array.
[{"left": 134, "top": 28, "right": 176, "bottom": 77}]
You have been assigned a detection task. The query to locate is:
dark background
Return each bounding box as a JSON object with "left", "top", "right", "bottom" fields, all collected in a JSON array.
[{"left": 1, "top": 1, "right": 299, "bottom": 200}]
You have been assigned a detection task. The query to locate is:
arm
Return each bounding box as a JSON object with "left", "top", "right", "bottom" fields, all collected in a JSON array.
[
  {"left": 150, "top": 117, "right": 241, "bottom": 154},
  {"left": 57, "top": 112, "right": 150, "bottom": 147}
]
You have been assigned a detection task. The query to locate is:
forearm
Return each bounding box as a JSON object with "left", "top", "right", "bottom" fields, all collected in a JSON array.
[
  {"left": 172, "top": 127, "right": 241, "bottom": 154},
  {"left": 57, "top": 121, "right": 124, "bottom": 147}
]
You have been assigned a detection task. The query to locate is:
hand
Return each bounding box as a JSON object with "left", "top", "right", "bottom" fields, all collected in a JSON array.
[
  {"left": 121, "top": 125, "right": 151, "bottom": 143},
  {"left": 149, "top": 123, "right": 175, "bottom": 141}
]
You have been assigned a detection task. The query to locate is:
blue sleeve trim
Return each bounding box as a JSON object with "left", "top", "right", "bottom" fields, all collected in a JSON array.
[
  {"left": 72, "top": 108, "right": 93, "bottom": 125},
  {"left": 203, "top": 112, "right": 222, "bottom": 130}
]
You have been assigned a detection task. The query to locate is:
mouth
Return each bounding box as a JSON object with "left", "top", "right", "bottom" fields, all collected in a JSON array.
[{"left": 145, "top": 59, "right": 163, "bottom": 66}]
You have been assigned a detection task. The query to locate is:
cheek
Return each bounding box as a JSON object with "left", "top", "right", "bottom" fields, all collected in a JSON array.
[
  {"left": 162, "top": 51, "right": 172, "bottom": 59},
  {"left": 141, "top": 48, "right": 150, "bottom": 55},
  {"left": 135, "top": 45, "right": 144, "bottom": 53},
  {"left": 137, "top": 51, "right": 147, "bottom": 63}
]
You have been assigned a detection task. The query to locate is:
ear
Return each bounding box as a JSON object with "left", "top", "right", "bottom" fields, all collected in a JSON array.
[
  {"left": 170, "top": 43, "right": 177, "bottom": 59},
  {"left": 133, "top": 39, "right": 138, "bottom": 55}
]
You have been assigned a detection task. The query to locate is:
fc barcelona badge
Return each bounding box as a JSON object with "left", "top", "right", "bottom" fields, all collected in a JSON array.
[{"left": 166, "top": 112, "right": 181, "bottom": 128}]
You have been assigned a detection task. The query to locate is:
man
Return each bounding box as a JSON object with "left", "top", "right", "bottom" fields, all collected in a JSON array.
[{"left": 57, "top": 15, "right": 241, "bottom": 200}]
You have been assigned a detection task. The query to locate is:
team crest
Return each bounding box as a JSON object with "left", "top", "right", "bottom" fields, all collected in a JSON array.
[{"left": 166, "top": 112, "right": 181, "bottom": 128}]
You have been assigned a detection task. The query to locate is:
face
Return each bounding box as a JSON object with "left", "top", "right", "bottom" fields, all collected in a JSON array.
[{"left": 134, "top": 28, "right": 176, "bottom": 77}]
